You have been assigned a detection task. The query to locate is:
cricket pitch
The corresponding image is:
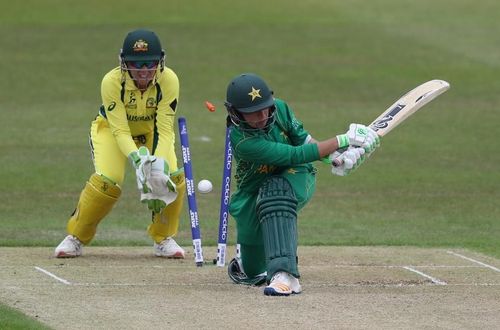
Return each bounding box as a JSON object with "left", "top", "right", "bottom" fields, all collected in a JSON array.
[{"left": 1, "top": 246, "right": 499, "bottom": 329}]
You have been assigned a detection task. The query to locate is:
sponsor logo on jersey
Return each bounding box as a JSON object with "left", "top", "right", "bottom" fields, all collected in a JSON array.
[
  {"left": 126, "top": 92, "right": 137, "bottom": 109},
  {"left": 146, "top": 97, "right": 156, "bottom": 108},
  {"left": 126, "top": 114, "right": 155, "bottom": 121},
  {"left": 107, "top": 102, "right": 116, "bottom": 111}
]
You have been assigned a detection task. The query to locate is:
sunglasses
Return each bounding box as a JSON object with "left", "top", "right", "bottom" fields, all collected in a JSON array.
[{"left": 127, "top": 61, "right": 158, "bottom": 69}]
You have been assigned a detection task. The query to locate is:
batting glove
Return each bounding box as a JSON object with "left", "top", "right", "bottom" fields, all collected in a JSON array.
[
  {"left": 330, "top": 146, "right": 365, "bottom": 176},
  {"left": 337, "top": 124, "right": 381, "bottom": 154},
  {"left": 364, "top": 127, "right": 380, "bottom": 153},
  {"left": 335, "top": 123, "right": 369, "bottom": 149}
]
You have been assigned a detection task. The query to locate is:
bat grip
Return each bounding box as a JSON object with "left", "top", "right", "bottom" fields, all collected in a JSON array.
[
  {"left": 331, "top": 146, "right": 349, "bottom": 167},
  {"left": 332, "top": 158, "right": 343, "bottom": 167}
]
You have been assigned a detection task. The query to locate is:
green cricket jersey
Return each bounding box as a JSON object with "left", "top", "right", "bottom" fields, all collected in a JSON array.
[
  {"left": 229, "top": 98, "right": 319, "bottom": 244},
  {"left": 230, "top": 98, "right": 319, "bottom": 193}
]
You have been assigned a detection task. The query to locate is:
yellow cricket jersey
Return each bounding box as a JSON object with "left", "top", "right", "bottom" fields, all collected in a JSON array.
[{"left": 99, "top": 66, "right": 179, "bottom": 162}]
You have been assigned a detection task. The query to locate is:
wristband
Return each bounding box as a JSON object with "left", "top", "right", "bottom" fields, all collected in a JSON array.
[{"left": 336, "top": 134, "right": 349, "bottom": 149}]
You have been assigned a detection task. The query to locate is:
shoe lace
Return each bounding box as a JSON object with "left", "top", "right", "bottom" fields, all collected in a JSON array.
[
  {"left": 156, "top": 238, "right": 180, "bottom": 252},
  {"left": 165, "top": 238, "right": 179, "bottom": 248},
  {"left": 67, "top": 236, "right": 81, "bottom": 250},
  {"left": 69, "top": 235, "right": 77, "bottom": 243},
  {"left": 157, "top": 240, "right": 168, "bottom": 251}
]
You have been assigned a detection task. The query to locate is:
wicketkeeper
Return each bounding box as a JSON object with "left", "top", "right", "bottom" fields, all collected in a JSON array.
[
  {"left": 225, "top": 73, "right": 380, "bottom": 296},
  {"left": 55, "top": 29, "right": 186, "bottom": 258}
]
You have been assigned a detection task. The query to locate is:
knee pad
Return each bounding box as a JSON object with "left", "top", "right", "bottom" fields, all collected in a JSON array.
[
  {"left": 256, "top": 176, "right": 299, "bottom": 281},
  {"left": 89, "top": 173, "right": 121, "bottom": 198}
]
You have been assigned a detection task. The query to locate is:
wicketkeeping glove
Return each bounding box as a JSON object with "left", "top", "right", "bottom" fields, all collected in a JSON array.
[
  {"left": 129, "top": 146, "right": 155, "bottom": 193},
  {"left": 140, "top": 158, "right": 178, "bottom": 213}
]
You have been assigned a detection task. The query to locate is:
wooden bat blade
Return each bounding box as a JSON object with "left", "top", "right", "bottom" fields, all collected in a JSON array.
[
  {"left": 370, "top": 79, "right": 450, "bottom": 137},
  {"left": 332, "top": 79, "right": 450, "bottom": 167}
]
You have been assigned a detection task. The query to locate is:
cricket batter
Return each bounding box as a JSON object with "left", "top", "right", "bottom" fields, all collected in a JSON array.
[
  {"left": 55, "top": 29, "right": 186, "bottom": 258},
  {"left": 225, "top": 73, "right": 380, "bottom": 296}
]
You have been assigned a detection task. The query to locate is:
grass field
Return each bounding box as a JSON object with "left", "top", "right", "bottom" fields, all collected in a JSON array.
[{"left": 1, "top": 0, "right": 499, "bottom": 327}]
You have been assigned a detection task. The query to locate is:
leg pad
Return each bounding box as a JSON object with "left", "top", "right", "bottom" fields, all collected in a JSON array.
[
  {"left": 67, "top": 173, "right": 121, "bottom": 244},
  {"left": 256, "top": 176, "right": 299, "bottom": 281}
]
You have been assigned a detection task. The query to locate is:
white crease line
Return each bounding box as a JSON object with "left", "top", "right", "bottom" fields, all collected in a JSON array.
[
  {"left": 447, "top": 251, "right": 500, "bottom": 273},
  {"left": 71, "top": 282, "right": 237, "bottom": 287},
  {"left": 304, "top": 265, "right": 481, "bottom": 269},
  {"left": 402, "top": 266, "right": 447, "bottom": 285},
  {"left": 34, "top": 266, "right": 72, "bottom": 285},
  {"left": 310, "top": 282, "right": 499, "bottom": 287},
  {"left": 9, "top": 264, "right": 482, "bottom": 270},
  {"left": 15, "top": 281, "right": 500, "bottom": 288}
]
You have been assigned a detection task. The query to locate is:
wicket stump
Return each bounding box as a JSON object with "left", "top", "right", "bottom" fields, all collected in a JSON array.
[
  {"left": 216, "top": 125, "right": 232, "bottom": 267},
  {"left": 178, "top": 117, "right": 204, "bottom": 267}
]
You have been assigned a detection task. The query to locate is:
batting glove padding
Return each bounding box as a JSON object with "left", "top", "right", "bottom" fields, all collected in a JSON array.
[
  {"left": 337, "top": 123, "right": 368, "bottom": 148},
  {"left": 330, "top": 146, "right": 365, "bottom": 176},
  {"left": 337, "top": 123, "right": 376, "bottom": 152},
  {"left": 364, "top": 127, "right": 380, "bottom": 153}
]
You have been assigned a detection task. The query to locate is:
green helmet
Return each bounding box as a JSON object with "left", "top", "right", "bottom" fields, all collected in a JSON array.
[
  {"left": 225, "top": 73, "right": 274, "bottom": 113},
  {"left": 121, "top": 29, "right": 164, "bottom": 62}
]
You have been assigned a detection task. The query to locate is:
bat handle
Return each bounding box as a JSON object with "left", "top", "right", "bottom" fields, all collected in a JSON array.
[
  {"left": 331, "top": 146, "right": 349, "bottom": 167},
  {"left": 332, "top": 158, "right": 343, "bottom": 167}
]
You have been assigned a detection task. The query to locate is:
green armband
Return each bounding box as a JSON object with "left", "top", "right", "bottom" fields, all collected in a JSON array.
[{"left": 336, "top": 134, "right": 349, "bottom": 149}]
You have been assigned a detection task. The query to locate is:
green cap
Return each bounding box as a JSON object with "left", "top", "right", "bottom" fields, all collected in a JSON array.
[
  {"left": 121, "top": 29, "right": 163, "bottom": 61},
  {"left": 226, "top": 73, "right": 274, "bottom": 113}
]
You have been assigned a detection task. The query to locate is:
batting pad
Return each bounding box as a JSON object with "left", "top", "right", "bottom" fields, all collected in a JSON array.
[
  {"left": 67, "top": 173, "right": 121, "bottom": 244},
  {"left": 256, "top": 176, "right": 299, "bottom": 281}
]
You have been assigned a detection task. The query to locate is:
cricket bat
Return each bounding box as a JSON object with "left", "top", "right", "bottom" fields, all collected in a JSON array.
[{"left": 334, "top": 79, "right": 450, "bottom": 166}]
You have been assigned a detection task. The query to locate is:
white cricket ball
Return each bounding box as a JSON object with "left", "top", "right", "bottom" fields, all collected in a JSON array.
[{"left": 197, "top": 179, "right": 213, "bottom": 194}]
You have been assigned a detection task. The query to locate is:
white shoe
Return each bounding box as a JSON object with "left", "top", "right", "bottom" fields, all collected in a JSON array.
[
  {"left": 54, "top": 235, "right": 83, "bottom": 258},
  {"left": 264, "top": 271, "right": 302, "bottom": 296},
  {"left": 154, "top": 237, "right": 185, "bottom": 258}
]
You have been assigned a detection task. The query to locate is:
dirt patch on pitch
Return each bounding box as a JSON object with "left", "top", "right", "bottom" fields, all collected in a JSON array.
[{"left": 1, "top": 246, "right": 499, "bottom": 329}]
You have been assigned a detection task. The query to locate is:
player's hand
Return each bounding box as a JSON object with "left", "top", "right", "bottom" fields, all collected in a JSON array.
[
  {"left": 337, "top": 123, "right": 379, "bottom": 152},
  {"left": 330, "top": 146, "right": 365, "bottom": 176},
  {"left": 149, "top": 158, "right": 176, "bottom": 193},
  {"left": 129, "top": 146, "right": 156, "bottom": 193},
  {"left": 140, "top": 158, "right": 178, "bottom": 213},
  {"left": 336, "top": 123, "right": 368, "bottom": 149},
  {"left": 364, "top": 127, "right": 380, "bottom": 153}
]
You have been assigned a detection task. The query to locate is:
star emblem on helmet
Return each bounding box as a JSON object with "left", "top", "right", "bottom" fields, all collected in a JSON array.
[
  {"left": 248, "top": 87, "right": 262, "bottom": 101},
  {"left": 133, "top": 40, "right": 149, "bottom": 52}
]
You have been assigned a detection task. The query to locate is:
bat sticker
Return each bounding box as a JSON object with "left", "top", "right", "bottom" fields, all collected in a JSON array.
[{"left": 371, "top": 103, "right": 406, "bottom": 130}]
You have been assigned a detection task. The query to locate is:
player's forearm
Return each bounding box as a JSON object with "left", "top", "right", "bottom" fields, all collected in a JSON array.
[
  {"left": 116, "top": 135, "right": 138, "bottom": 158},
  {"left": 312, "top": 137, "right": 342, "bottom": 158}
]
